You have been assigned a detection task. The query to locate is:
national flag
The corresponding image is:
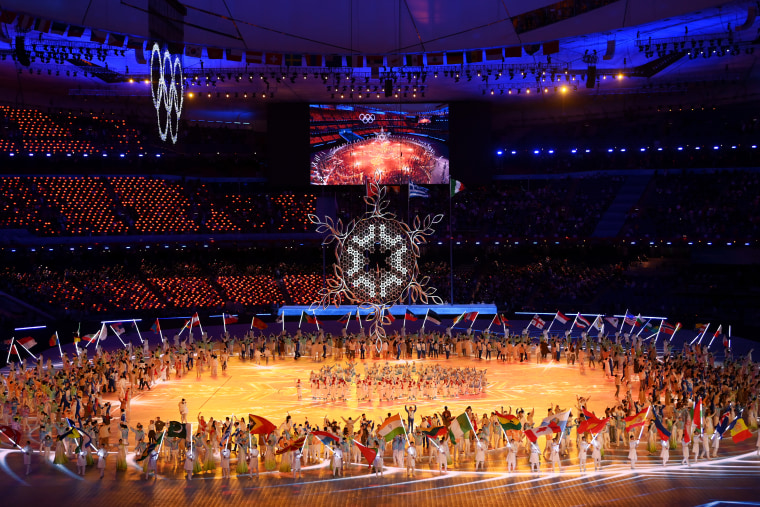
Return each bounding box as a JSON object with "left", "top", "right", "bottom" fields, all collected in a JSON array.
[
  {"left": 225, "top": 48, "right": 243, "bottom": 62},
  {"left": 712, "top": 325, "right": 723, "bottom": 340},
  {"left": 466, "top": 50, "right": 483, "bottom": 63},
  {"left": 150, "top": 319, "right": 160, "bottom": 333},
  {"left": 285, "top": 53, "right": 303, "bottom": 66},
  {"left": 409, "top": 181, "right": 430, "bottom": 198},
  {"left": 15, "top": 14, "right": 34, "bottom": 30},
  {"left": 653, "top": 415, "right": 671, "bottom": 440},
  {"left": 302, "top": 312, "right": 322, "bottom": 326},
  {"left": 425, "top": 310, "right": 442, "bottom": 326},
  {"left": 453, "top": 312, "right": 477, "bottom": 325},
  {"left": 81, "top": 334, "right": 98, "bottom": 343},
  {"left": 184, "top": 313, "right": 201, "bottom": 328},
  {"left": 137, "top": 432, "right": 164, "bottom": 461},
  {"left": 577, "top": 416, "right": 609, "bottom": 435},
  {"left": 490, "top": 314, "right": 502, "bottom": 328},
  {"left": 126, "top": 37, "right": 145, "bottom": 51},
  {"left": 446, "top": 52, "right": 464, "bottom": 65},
  {"left": 18, "top": 336, "right": 37, "bottom": 348},
  {"left": 377, "top": 414, "right": 405, "bottom": 442},
  {"left": 248, "top": 414, "right": 277, "bottom": 435},
  {"left": 404, "top": 310, "right": 419, "bottom": 322},
  {"left": 311, "top": 430, "right": 340, "bottom": 447},
  {"left": 694, "top": 323, "right": 708, "bottom": 332},
  {"left": 591, "top": 316, "right": 604, "bottom": 331},
  {"left": 495, "top": 412, "right": 521, "bottom": 431},
  {"left": 540, "top": 410, "right": 572, "bottom": 433},
  {"left": 67, "top": 25, "right": 85, "bottom": 38},
  {"left": 384, "top": 309, "right": 396, "bottom": 323},
  {"left": 555, "top": 311, "right": 570, "bottom": 324},
  {"left": 524, "top": 425, "right": 554, "bottom": 443},
  {"left": 422, "top": 426, "right": 448, "bottom": 439},
  {"left": 426, "top": 52, "right": 444, "bottom": 65},
  {"left": 448, "top": 413, "right": 474, "bottom": 444},
  {"left": 505, "top": 46, "right": 522, "bottom": 57},
  {"left": 683, "top": 423, "right": 690, "bottom": 444},
  {"left": 49, "top": 334, "right": 58, "bottom": 347},
  {"left": 245, "top": 51, "right": 263, "bottom": 64},
  {"left": 659, "top": 322, "right": 676, "bottom": 335},
  {"left": 224, "top": 314, "right": 239, "bottom": 325},
  {"left": 604, "top": 316, "right": 619, "bottom": 327},
  {"left": 0, "top": 425, "right": 21, "bottom": 445},
  {"left": 714, "top": 411, "right": 732, "bottom": 436},
  {"left": 693, "top": 398, "right": 703, "bottom": 429},
  {"left": 185, "top": 46, "right": 202, "bottom": 58},
  {"left": 730, "top": 418, "right": 752, "bottom": 444},
  {"left": 543, "top": 40, "right": 560, "bottom": 55},
  {"left": 405, "top": 54, "right": 423, "bottom": 66},
  {"left": 624, "top": 408, "right": 649, "bottom": 433},
  {"left": 276, "top": 436, "right": 305, "bottom": 455},
  {"left": 107, "top": 33, "right": 125, "bottom": 47},
  {"left": 500, "top": 315, "right": 510, "bottom": 327},
  {"left": 575, "top": 315, "right": 591, "bottom": 328},
  {"left": 112, "top": 324, "right": 125, "bottom": 336},
  {"left": 265, "top": 52, "right": 283, "bottom": 65},
  {"left": 73, "top": 337, "right": 81, "bottom": 343},
  {"left": 60, "top": 418, "right": 91, "bottom": 452},
  {"left": 635, "top": 315, "right": 647, "bottom": 327},
  {"left": 337, "top": 312, "right": 352, "bottom": 324},
  {"left": 531, "top": 314, "right": 546, "bottom": 329},
  {"left": 485, "top": 48, "right": 503, "bottom": 61},
  {"left": 250, "top": 316, "right": 267, "bottom": 330},
  {"left": 167, "top": 421, "right": 187, "bottom": 439},
  {"left": 36, "top": 19, "right": 53, "bottom": 34},
  {"left": 450, "top": 179, "right": 465, "bottom": 196},
  {"left": 302, "top": 54, "right": 322, "bottom": 66},
  {"left": 206, "top": 47, "right": 224, "bottom": 59},
  {"left": 353, "top": 439, "right": 378, "bottom": 466},
  {"left": 624, "top": 313, "right": 637, "bottom": 326}
]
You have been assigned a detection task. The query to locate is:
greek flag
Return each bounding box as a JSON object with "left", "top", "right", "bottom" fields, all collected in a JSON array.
[{"left": 409, "top": 181, "right": 430, "bottom": 198}]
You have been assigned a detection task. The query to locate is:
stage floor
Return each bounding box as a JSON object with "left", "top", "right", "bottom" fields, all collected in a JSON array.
[{"left": 2, "top": 352, "right": 759, "bottom": 506}]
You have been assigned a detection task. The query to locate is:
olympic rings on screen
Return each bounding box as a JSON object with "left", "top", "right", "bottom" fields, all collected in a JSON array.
[
  {"left": 358, "top": 113, "right": 375, "bottom": 124},
  {"left": 150, "top": 43, "right": 184, "bottom": 144}
]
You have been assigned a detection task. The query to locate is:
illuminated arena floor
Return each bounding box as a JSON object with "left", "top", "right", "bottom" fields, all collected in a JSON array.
[{"left": 2, "top": 353, "right": 759, "bottom": 506}]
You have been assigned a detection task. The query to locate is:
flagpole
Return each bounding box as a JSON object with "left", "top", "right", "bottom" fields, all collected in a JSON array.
[
  {"left": 469, "top": 312, "right": 478, "bottom": 330},
  {"left": 314, "top": 312, "right": 320, "bottom": 332},
  {"left": 6, "top": 337, "right": 14, "bottom": 363},
  {"left": 298, "top": 311, "right": 304, "bottom": 330},
  {"left": 55, "top": 331, "right": 63, "bottom": 358},
  {"left": 281, "top": 311, "right": 286, "bottom": 333},
  {"left": 486, "top": 315, "right": 494, "bottom": 333},
  {"left": 635, "top": 318, "right": 648, "bottom": 337},
  {"left": 691, "top": 324, "right": 709, "bottom": 346},
  {"left": 345, "top": 311, "right": 352, "bottom": 331},
  {"left": 109, "top": 325, "right": 128, "bottom": 348},
  {"left": 668, "top": 323, "right": 681, "bottom": 342},
  {"left": 448, "top": 184, "right": 454, "bottom": 305},
  {"left": 223, "top": 314, "right": 228, "bottom": 335},
  {"left": 16, "top": 339, "right": 37, "bottom": 361},
  {"left": 546, "top": 314, "right": 557, "bottom": 334},
  {"left": 637, "top": 405, "right": 651, "bottom": 442},
  {"left": 401, "top": 413, "right": 411, "bottom": 446},
  {"left": 197, "top": 315, "right": 204, "bottom": 337},
  {"left": 569, "top": 313, "right": 579, "bottom": 337},
  {"left": 133, "top": 319, "right": 144, "bottom": 344},
  {"left": 464, "top": 412, "right": 480, "bottom": 444},
  {"left": 707, "top": 325, "right": 721, "bottom": 348},
  {"left": 422, "top": 308, "right": 429, "bottom": 333},
  {"left": 619, "top": 309, "right": 628, "bottom": 333}
]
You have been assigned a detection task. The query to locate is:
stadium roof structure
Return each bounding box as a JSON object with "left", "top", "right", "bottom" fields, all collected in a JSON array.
[{"left": 0, "top": 0, "right": 757, "bottom": 103}]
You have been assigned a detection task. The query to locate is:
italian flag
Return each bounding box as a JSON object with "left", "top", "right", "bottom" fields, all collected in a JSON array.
[
  {"left": 448, "top": 413, "right": 473, "bottom": 444},
  {"left": 377, "top": 414, "right": 405, "bottom": 442},
  {"left": 450, "top": 179, "right": 465, "bottom": 197}
]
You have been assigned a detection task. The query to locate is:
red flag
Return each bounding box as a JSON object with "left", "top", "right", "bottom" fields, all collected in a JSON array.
[
  {"left": 49, "top": 335, "right": 58, "bottom": 347},
  {"left": 265, "top": 52, "right": 283, "bottom": 65},
  {"left": 0, "top": 425, "right": 21, "bottom": 445},
  {"left": 577, "top": 417, "right": 609, "bottom": 435},
  {"left": 404, "top": 310, "right": 418, "bottom": 322},
  {"left": 248, "top": 414, "right": 276, "bottom": 435},
  {"left": 426, "top": 52, "right": 444, "bottom": 65},
  {"left": 730, "top": 419, "right": 752, "bottom": 444},
  {"left": 485, "top": 48, "right": 503, "bottom": 61},
  {"left": 693, "top": 398, "right": 702, "bottom": 429},
  {"left": 184, "top": 313, "right": 201, "bottom": 328},
  {"left": 250, "top": 316, "right": 267, "bottom": 330},
  {"left": 276, "top": 436, "right": 305, "bottom": 455},
  {"left": 353, "top": 439, "right": 378, "bottom": 466},
  {"left": 224, "top": 314, "right": 239, "bottom": 325},
  {"left": 624, "top": 408, "right": 648, "bottom": 433},
  {"left": 246, "top": 51, "right": 263, "bottom": 64},
  {"left": 683, "top": 422, "right": 690, "bottom": 444},
  {"left": 524, "top": 425, "right": 553, "bottom": 443}
]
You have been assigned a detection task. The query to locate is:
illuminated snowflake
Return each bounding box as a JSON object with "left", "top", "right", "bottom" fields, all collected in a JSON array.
[{"left": 309, "top": 182, "right": 443, "bottom": 346}]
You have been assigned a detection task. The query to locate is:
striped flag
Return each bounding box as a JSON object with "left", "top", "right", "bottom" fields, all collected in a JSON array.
[
  {"left": 730, "top": 418, "right": 752, "bottom": 443},
  {"left": 404, "top": 309, "right": 419, "bottom": 322},
  {"left": 248, "top": 414, "right": 276, "bottom": 435},
  {"left": 448, "top": 413, "right": 473, "bottom": 444},
  {"left": 494, "top": 412, "right": 521, "bottom": 431},
  {"left": 524, "top": 424, "right": 554, "bottom": 443},
  {"left": 555, "top": 311, "right": 570, "bottom": 324},
  {"left": 624, "top": 408, "right": 649, "bottom": 433},
  {"left": 425, "top": 310, "right": 442, "bottom": 326},
  {"left": 409, "top": 181, "right": 429, "bottom": 198},
  {"left": 311, "top": 430, "right": 340, "bottom": 446},
  {"left": 377, "top": 414, "right": 405, "bottom": 442},
  {"left": 653, "top": 415, "right": 671, "bottom": 440}
]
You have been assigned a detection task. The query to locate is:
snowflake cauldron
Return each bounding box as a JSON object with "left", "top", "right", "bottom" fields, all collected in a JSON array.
[{"left": 309, "top": 182, "right": 443, "bottom": 347}]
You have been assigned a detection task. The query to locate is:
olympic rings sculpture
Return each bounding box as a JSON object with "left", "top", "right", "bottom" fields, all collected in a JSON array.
[
  {"left": 358, "top": 113, "right": 375, "bottom": 124},
  {"left": 150, "top": 42, "right": 184, "bottom": 144}
]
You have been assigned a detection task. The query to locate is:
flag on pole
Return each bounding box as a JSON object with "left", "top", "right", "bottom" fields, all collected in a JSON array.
[
  {"left": 49, "top": 334, "right": 58, "bottom": 347},
  {"left": 302, "top": 312, "right": 322, "bottom": 326},
  {"left": 185, "top": 313, "right": 201, "bottom": 328},
  {"left": 577, "top": 415, "right": 609, "bottom": 435},
  {"left": 489, "top": 314, "right": 502, "bottom": 328},
  {"left": 555, "top": 311, "right": 570, "bottom": 324},
  {"left": 624, "top": 313, "right": 637, "bottom": 326},
  {"left": 250, "top": 316, "right": 267, "bottom": 330},
  {"left": 137, "top": 432, "right": 164, "bottom": 461},
  {"left": 18, "top": 336, "right": 37, "bottom": 348},
  {"left": 150, "top": 319, "right": 161, "bottom": 333},
  {"left": 337, "top": 312, "right": 352, "bottom": 324},
  {"left": 530, "top": 314, "right": 546, "bottom": 329},
  {"left": 591, "top": 315, "right": 604, "bottom": 331},
  {"left": 624, "top": 408, "right": 649, "bottom": 432},
  {"left": 659, "top": 322, "right": 676, "bottom": 335},
  {"left": 634, "top": 315, "right": 647, "bottom": 327},
  {"left": 540, "top": 410, "right": 572, "bottom": 433},
  {"left": 167, "top": 421, "right": 187, "bottom": 439},
  {"left": 248, "top": 414, "right": 277, "bottom": 435},
  {"left": 377, "top": 414, "right": 405, "bottom": 442},
  {"left": 404, "top": 309, "right": 419, "bottom": 322},
  {"left": 426, "top": 310, "right": 442, "bottom": 326},
  {"left": 453, "top": 311, "right": 477, "bottom": 325},
  {"left": 224, "top": 314, "right": 239, "bottom": 324},
  {"left": 604, "top": 316, "right": 619, "bottom": 327},
  {"left": 450, "top": 179, "right": 465, "bottom": 197},
  {"left": 575, "top": 315, "right": 591, "bottom": 328},
  {"left": 384, "top": 309, "right": 396, "bottom": 323},
  {"left": 653, "top": 415, "right": 671, "bottom": 440},
  {"left": 276, "top": 436, "right": 306, "bottom": 455},
  {"left": 693, "top": 398, "right": 703, "bottom": 429},
  {"left": 311, "top": 430, "right": 340, "bottom": 446},
  {"left": 409, "top": 181, "right": 430, "bottom": 198},
  {"left": 112, "top": 324, "right": 126, "bottom": 335},
  {"left": 353, "top": 439, "right": 378, "bottom": 466},
  {"left": 524, "top": 425, "right": 554, "bottom": 443},
  {"left": 448, "top": 413, "right": 474, "bottom": 444},
  {"left": 0, "top": 425, "right": 22, "bottom": 445},
  {"left": 494, "top": 412, "right": 522, "bottom": 431},
  {"left": 730, "top": 418, "right": 752, "bottom": 443},
  {"left": 714, "top": 411, "right": 732, "bottom": 436},
  {"left": 422, "top": 426, "right": 448, "bottom": 439}
]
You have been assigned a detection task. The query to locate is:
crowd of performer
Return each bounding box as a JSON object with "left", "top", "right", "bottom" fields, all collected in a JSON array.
[{"left": 1, "top": 325, "right": 759, "bottom": 481}]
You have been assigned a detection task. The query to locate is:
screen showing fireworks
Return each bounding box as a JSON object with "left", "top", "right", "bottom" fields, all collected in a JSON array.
[{"left": 309, "top": 104, "right": 449, "bottom": 185}]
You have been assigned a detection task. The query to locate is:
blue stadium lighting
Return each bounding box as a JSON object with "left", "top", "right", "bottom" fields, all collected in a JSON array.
[
  {"left": 138, "top": 154, "right": 144, "bottom": 157},
  {"left": 102, "top": 153, "right": 108, "bottom": 157},
  {"left": 87, "top": 247, "right": 92, "bottom": 250},
  {"left": 677, "top": 147, "right": 683, "bottom": 151},
  {"left": 156, "top": 154, "right": 161, "bottom": 157},
  {"left": 14, "top": 325, "right": 46, "bottom": 331},
  {"left": 657, "top": 147, "right": 663, "bottom": 151},
  {"left": 630, "top": 241, "right": 636, "bottom": 245},
  {"left": 650, "top": 241, "right": 655, "bottom": 245},
  {"left": 713, "top": 146, "right": 719, "bottom": 150},
  {"left": 66, "top": 153, "right": 71, "bottom": 157},
  {"left": 514, "top": 241, "right": 519, "bottom": 244},
  {"left": 533, "top": 150, "right": 540, "bottom": 154},
  {"left": 533, "top": 241, "right": 537, "bottom": 245},
  {"left": 607, "top": 148, "right": 613, "bottom": 153},
  {"left": 494, "top": 241, "right": 499, "bottom": 245},
  {"left": 548, "top": 150, "right": 554, "bottom": 154},
  {"left": 475, "top": 241, "right": 480, "bottom": 245},
  {"left": 83, "top": 154, "right": 88, "bottom": 157},
  {"left": 746, "top": 242, "right": 751, "bottom": 246},
  {"left": 456, "top": 241, "right": 461, "bottom": 245},
  {"left": 571, "top": 149, "right": 577, "bottom": 153},
  {"left": 752, "top": 145, "right": 757, "bottom": 149},
  {"left": 46, "top": 153, "right": 51, "bottom": 157},
  {"left": 120, "top": 154, "right": 125, "bottom": 158},
  {"left": 437, "top": 241, "right": 443, "bottom": 245},
  {"left": 126, "top": 246, "right": 131, "bottom": 249},
  {"left": 727, "top": 242, "right": 732, "bottom": 246},
  {"left": 640, "top": 148, "right": 646, "bottom": 152},
  {"left": 69, "top": 247, "right": 74, "bottom": 251},
  {"left": 30, "top": 248, "right": 35, "bottom": 252},
  {"left": 511, "top": 150, "right": 517, "bottom": 155},
  {"left": 695, "top": 146, "right": 701, "bottom": 150},
  {"left": 620, "top": 148, "right": 626, "bottom": 152},
  {"left": 585, "top": 149, "right": 590, "bottom": 153},
  {"left": 688, "top": 242, "right": 693, "bottom": 245},
  {"left": 707, "top": 242, "right": 712, "bottom": 245},
  {"left": 496, "top": 150, "right": 503, "bottom": 155},
  {"left": 732, "top": 146, "right": 737, "bottom": 149},
  {"left": 9, "top": 153, "right": 13, "bottom": 157},
  {"left": 28, "top": 153, "right": 34, "bottom": 157}
]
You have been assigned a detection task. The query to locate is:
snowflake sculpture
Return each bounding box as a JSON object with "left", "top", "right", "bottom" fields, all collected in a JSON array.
[{"left": 309, "top": 182, "right": 443, "bottom": 349}]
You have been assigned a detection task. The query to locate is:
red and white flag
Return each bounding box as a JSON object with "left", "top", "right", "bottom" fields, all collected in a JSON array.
[
  {"left": 530, "top": 314, "right": 546, "bottom": 329},
  {"left": 17, "top": 336, "right": 37, "bottom": 348},
  {"left": 554, "top": 311, "right": 570, "bottom": 324},
  {"left": 575, "top": 314, "right": 591, "bottom": 328},
  {"left": 540, "top": 410, "right": 572, "bottom": 433},
  {"left": 184, "top": 313, "right": 201, "bottom": 328},
  {"left": 524, "top": 425, "right": 554, "bottom": 443}
]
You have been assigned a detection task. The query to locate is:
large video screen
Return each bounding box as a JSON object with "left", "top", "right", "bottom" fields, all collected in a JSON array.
[{"left": 310, "top": 104, "right": 449, "bottom": 185}]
